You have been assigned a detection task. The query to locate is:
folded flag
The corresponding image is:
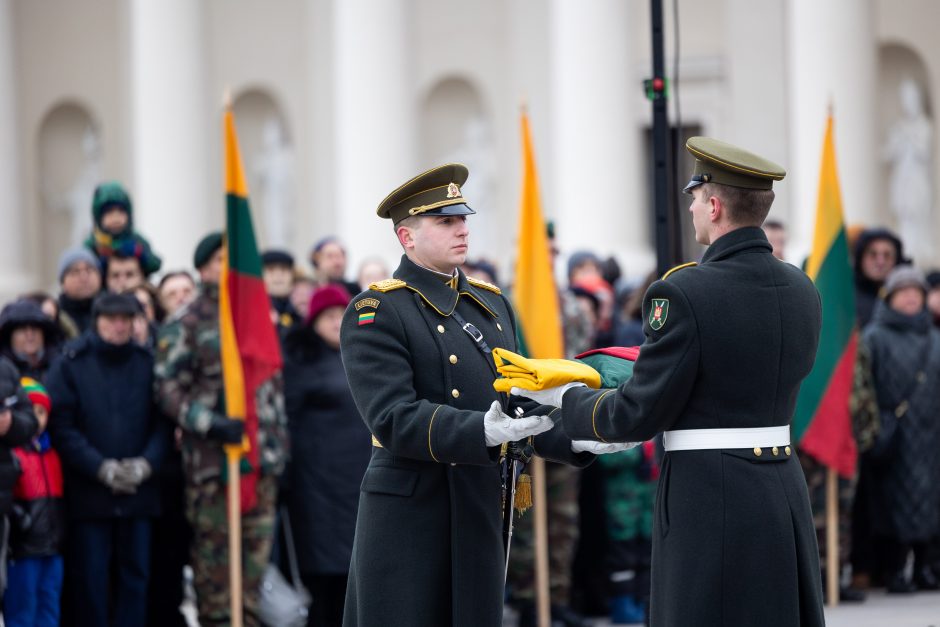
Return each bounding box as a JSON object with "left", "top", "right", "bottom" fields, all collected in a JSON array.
[
  {"left": 575, "top": 346, "right": 639, "bottom": 388},
  {"left": 493, "top": 347, "right": 602, "bottom": 393}
]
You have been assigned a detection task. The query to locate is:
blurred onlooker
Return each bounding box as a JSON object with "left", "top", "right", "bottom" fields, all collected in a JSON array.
[
  {"left": 863, "top": 266, "right": 940, "bottom": 593},
  {"left": 568, "top": 251, "right": 615, "bottom": 347},
  {"left": 0, "top": 361, "right": 39, "bottom": 602},
  {"left": 57, "top": 248, "right": 102, "bottom": 337},
  {"left": 290, "top": 276, "right": 317, "bottom": 322},
  {"left": 461, "top": 259, "right": 499, "bottom": 288},
  {"left": 926, "top": 270, "right": 940, "bottom": 327},
  {"left": 5, "top": 378, "right": 65, "bottom": 627},
  {"left": 356, "top": 257, "right": 390, "bottom": 289},
  {"left": 309, "top": 237, "right": 360, "bottom": 296},
  {"left": 84, "top": 182, "right": 162, "bottom": 277},
  {"left": 262, "top": 249, "right": 300, "bottom": 330},
  {"left": 854, "top": 228, "right": 904, "bottom": 328},
  {"left": 104, "top": 254, "right": 146, "bottom": 294},
  {"left": 762, "top": 219, "right": 787, "bottom": 261},
  {"left": 614, "top": 271, "right": 657, "bottom": 348},
  {"left": 46, "top": 292, "right": 167, "bottom": 627},
  {"left": 19, "top": 292, "right": 60, "bottom": 324},
  {"left": 0, "top": 300, "right": 61, "bottom": 381},
  {"left": 282, "top": 284, "right": 370, "bottom": 627},
  {"left": 156, "top": 271, "right": 197, "bottom": 322},
  {"left": 128, "top": 283, "right": 160, "bottom": 349}
]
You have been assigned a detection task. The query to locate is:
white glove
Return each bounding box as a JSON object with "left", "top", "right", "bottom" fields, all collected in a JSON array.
[
  {"left": 571, "top": 440, "right": 642, "bottom": 454},
  {"left": 509, "top": 382, "right": 587, "bottom": 408},
  {"left": 483, "top": 401, "right": 554, "bottom": 447}
]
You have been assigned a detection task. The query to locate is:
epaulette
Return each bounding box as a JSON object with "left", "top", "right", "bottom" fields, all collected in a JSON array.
[
  {"left": 369, "top": 278, "right": 407, "bottom": 292},
  {"left": 467, "top": 276, "right": 501, "bottom": 295},
  {"left": 662, "top": 262, "right": 697, "bottom": 281}
]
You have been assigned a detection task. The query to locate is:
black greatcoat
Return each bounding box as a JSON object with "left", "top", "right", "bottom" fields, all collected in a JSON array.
[
  {"left": 562, "top": 227, "right": 826, "bottom": 627},
  {"left": 339, "top": 255, "right": 592, "bottom": 627}
]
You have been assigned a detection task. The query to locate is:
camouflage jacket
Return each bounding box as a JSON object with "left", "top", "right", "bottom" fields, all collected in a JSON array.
[{"left": 154, "top": 283, "right": 288, "bottom": 483}]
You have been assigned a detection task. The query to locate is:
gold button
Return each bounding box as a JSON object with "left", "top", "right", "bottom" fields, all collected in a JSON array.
[
  {"left": 496, "top": 322, "right": 503, "bottom": 331},
  {"left": 785, "top": 446, "right": 791, "bottom": 456},
  {"left": 437, "top": 324, "right": 445, "bottom": 333},
  {"left": 449, "top": 354, "right": 458, "bottom": 364},
  {"left": 753, "top": 447, "right": 762, "bottom": 457},
  {"left": 772, "top": 446, "right": 779, "bottom": 456},
  {"left": 451, "top": 389, "right": 460, "bottom": 398}
]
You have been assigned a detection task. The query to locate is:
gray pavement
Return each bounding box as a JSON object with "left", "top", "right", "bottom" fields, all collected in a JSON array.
[{"left": 504, "top": 589, "right": 940, "bottom": 626}]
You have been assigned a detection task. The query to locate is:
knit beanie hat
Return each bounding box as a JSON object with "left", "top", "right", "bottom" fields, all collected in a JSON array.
[
  {"left": 882, "top": 265, "right": 928, "bottom": 300},
  {"left": 306, "top": 284, "right": 350, "bottom": 326},
  {"left": 57, "top": 247, "right": 101, "bottom": 284},
  {"left": 21, "top": 377, "right": 51, "bottom": 413},
  {"left": 91, "top": 181, "right": 133, "bottom": 228}
]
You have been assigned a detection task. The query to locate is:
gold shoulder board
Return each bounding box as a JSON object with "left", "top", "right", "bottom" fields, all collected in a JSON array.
[
  {"left": 661, "top": 262, "right": 697, "bottom": 281},
  {"left": 369, "top": 278, "right": 407, "bottom": 292},
  {"left": 467, "top": 276, "right": 502, "bottom": 294}
]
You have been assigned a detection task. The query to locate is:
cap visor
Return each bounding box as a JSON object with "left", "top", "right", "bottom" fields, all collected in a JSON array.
[
  {"left": 682, "top": 180, "right": 702, "bottom": 195},
  {"left": 425, "top": 202, "right": 475, "bottom": 216}
]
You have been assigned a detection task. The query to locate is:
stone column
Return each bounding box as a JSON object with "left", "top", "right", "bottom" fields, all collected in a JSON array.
[
  {"left": 0, "top": 0, "right": 34, "bottom": 299},
  {"left": 130, "top": 0, "right": 211, "bottom": 270},
  {"left": 550, "top": 0, "right": 648, "bottom": 271},
  {"left": 332, "top": 0, "right": 416, "bottom": 272},
  {"left": 787, "top": 0, "right": 876, "bottom": 259}
]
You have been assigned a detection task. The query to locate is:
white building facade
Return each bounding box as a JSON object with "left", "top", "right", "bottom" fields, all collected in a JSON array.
[{"left": 5, "top": 0, "right": 940, "bottom": 295}]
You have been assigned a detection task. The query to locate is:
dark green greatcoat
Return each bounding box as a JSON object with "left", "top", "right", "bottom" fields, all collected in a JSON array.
[
  {"left": 562, "top": 227, "right": 826, "bottom": 627},
  {"left": 340, "top": 255, "right": 591, "bottom": 627}
]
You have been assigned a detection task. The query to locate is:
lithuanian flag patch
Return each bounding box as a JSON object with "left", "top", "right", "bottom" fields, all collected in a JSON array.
[{"left": 358, "top": 311, "right": 376, "bottom": 326}]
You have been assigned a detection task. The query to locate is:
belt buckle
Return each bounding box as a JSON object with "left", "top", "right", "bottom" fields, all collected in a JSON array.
[{"left": 462, "top": 322, "right": 484, "bottom": 344}]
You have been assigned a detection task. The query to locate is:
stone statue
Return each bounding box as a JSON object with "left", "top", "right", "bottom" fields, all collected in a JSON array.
[
  {"left": 885, "top": 78, "right": 933, "bottom": 261},
  {"left": 253, "top": 116, "right": 295, "bottom": 249},
  {"left": 44, "top": 124, "right": 102, "bottom": 247}
]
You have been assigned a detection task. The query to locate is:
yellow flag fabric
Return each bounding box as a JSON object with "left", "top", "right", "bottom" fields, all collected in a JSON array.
[
  {"left": 512, "top": 111, "right": 563, "bottom": 360},
  {"left": 492, "top": 348, "right": 601, "bottom": 393}
]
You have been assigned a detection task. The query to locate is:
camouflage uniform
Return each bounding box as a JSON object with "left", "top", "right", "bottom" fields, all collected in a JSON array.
[
  {"left": 508, "top": 288, "right": 588, "bottom": 606},
  {"left": 154, "top": 282, "right": 288, "bottom": 627}
]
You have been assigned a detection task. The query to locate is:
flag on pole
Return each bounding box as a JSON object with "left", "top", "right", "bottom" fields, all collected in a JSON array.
[
  {"left": 220, "top": 108, "right": 283, "bottom": 511},
  {"left": 513, "top": 110, "right": 563, "bottom": 359},
  {"left": 792, "top": 113, "right": 858, "bottom": 478}
]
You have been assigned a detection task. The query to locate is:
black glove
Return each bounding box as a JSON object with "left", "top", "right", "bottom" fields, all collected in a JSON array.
[{"left": 206, "top": 416, "right": 245, "bottom": 444}]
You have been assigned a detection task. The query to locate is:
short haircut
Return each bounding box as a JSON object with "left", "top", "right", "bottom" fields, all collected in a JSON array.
[
  {"left": 762, "top": 219, "right": 785, "bottom": 230},
  {"left": 700, "top": 183, "right": 775, "bottom": 226}
]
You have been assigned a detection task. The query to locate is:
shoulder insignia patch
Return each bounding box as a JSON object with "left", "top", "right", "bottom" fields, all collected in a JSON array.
[
  {"left": 661, "top": 261, "right": 697, "bottom": 281},
  {"left": 467, "top": 276, "right": 502, "bottom": 294},
  {"left": 358, "top": 311, "right": 377, "bottom": 326},
  {"left": 649, "top": 298, "right": 670, "bottom": 330},
  {"left": 355, "top": 297, "right": 380, "bottom": 311},
  {"left": 369, "top": 278, "right": 407, "bottom": 292}
]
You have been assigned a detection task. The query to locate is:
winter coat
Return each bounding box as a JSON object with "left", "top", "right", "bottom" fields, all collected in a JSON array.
[
  {"left": 58, "top": 294, "right": 95, "bottom": 336},
  {"left": 562, "top": 227, "right": 826, "bottom": 627},
  {"left": 282, "top": 326, "right": 371, "bottom": 575},
  {"left": 863, "top": 302, "right": 940, "bottom": 542},
  {"left": 0, "top": 300, "right": 62, "bottom": 382},
  {"left": 10, "top": 432, "right": 65, "bottom": 558},
  {"left": 0, "top": 357, "right": 40, "bottom": 515},
  {"left": 46, "top": 332, "right": 168, "bottom": 519},
  {"left": 853, "top": 228, "right": 905, "bottom": 328},
  {"left": 340, "top": 256, "right": 593, "bottom": 627}
]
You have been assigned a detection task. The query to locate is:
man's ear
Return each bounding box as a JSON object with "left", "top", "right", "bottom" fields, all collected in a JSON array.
[
  {"left": 396, "top": 224, "right": 414, "bottom": 249},
  {"left": 709, "top": 194, "right": 723, "bottom": 223}
]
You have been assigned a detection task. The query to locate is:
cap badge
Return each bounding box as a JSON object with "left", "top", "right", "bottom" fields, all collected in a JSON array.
[{"left": 447, "top": 182, "right": 461, "bottom": 199}]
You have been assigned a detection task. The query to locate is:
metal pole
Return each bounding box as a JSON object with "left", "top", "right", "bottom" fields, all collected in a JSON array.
[{"left": 649, "top": 0, "right": 672, "bottom": 276}]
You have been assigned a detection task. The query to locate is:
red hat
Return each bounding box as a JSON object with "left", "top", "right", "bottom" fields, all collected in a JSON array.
[{"left": 306, "top": 284, "right": 351, "bottom": 325}]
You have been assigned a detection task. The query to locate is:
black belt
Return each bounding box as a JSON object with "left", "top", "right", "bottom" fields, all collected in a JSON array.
[{"left": 450, "top": 308, "right": 491, "bottom": 355}]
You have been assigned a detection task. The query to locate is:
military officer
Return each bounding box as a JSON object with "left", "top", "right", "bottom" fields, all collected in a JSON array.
[
  {"left": 515, "top": 138, "right": 826, "bottom": 626},
  {"left": 340, "top": 164, "right": 615, "bottom": 627}
]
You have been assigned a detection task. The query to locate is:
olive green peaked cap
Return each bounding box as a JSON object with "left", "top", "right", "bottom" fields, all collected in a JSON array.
[
  {"left": 683, "top": 137, "right": 786, "bottom": 194},
  {"left": 377, "top": 163, "right": 476, "bottom": 224}
]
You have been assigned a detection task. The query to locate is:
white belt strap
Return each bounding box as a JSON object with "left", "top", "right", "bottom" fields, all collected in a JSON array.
[{"left": 663, "top": 426, "right": 790, "bottom": 451}]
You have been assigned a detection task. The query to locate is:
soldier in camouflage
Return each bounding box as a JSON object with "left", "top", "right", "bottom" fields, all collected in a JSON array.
[{"left": 154, "top": 232, "right": 288, "bottom": 627}]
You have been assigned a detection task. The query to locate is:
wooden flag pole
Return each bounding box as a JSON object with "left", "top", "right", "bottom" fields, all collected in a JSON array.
[
  {"left": 532, "top": 457, "right": 551, "bottom": 627},
  {"left": 227, "top": 451, "right": 244, "bottom": 627},
  {"left": 825, "top": 468, "right": 839, "bottom": 607}
]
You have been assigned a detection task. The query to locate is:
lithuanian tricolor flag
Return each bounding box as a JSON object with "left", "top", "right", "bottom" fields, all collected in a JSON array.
[
  {"left": 512, "top": 111, "right": 563, "bottom": 359},
  {"left": 793, "top": 114, "right": 858, "bottom": 478},
  {"left": 220, "top": 108, "right": 283, "bottom": 511}
]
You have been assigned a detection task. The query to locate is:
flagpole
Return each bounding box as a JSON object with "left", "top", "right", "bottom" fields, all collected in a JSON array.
[
  {"left": 227, "top": 451, "right": 244, "bottom": 626},
  {"left": 825, "top": 468, "right": 839, "bottom": 607},
  {"left": 532, "top": 458, "right": 550, "bottom": 627}
]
